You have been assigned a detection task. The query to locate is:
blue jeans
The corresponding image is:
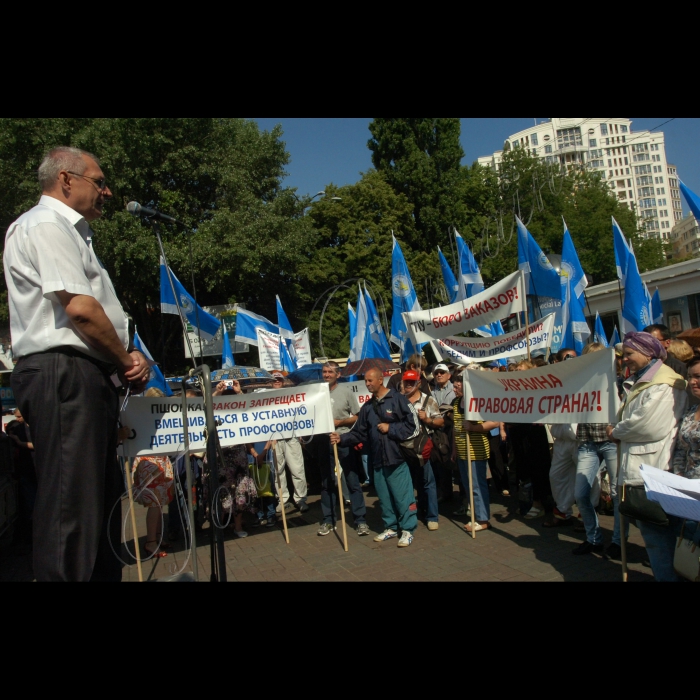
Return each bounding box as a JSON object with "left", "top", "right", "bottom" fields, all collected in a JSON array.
[
  {"left": 321, "top": 444, "right": 366, "bottom": 525},
  {"left": 457, "top": 459, "right": 490, "bottom": 522},
  {"left": 410, "top": 461, "right": 438, "bottom": 523},
  {"left": 638, "top": 517, "right": 683, "bottom": 582},
  {"left": 576, "top": 441, "right": 619, "bottom": 546}
]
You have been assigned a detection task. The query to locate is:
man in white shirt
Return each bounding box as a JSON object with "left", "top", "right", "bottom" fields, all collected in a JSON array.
[{"left": 4, "top": 147, "right": 149, "bottom": 582}]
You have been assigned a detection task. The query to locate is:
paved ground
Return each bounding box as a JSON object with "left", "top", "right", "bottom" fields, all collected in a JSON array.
[
  {"left": 119, "top": 487, "right": 653, "bottom": 583},
  {"left": 0, "top": 486, "right": 655, "bottom": 583}
]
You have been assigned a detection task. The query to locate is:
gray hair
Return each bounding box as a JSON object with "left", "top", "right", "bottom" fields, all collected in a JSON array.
[
  {"left": 38, "top": 147, "right": 100, "bottom": 190},
  {"left": 322, "top": 361, "right": 341, "bottom": 372}
]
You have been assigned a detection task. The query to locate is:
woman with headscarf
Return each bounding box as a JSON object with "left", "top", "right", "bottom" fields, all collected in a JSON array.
[{"left": 609, "top": 331, "right": 688, "bottom": 581}]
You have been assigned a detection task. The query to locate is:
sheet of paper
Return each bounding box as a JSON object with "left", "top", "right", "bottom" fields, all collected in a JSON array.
[{"left": 640, "top": 465, "right": 700, "bottom": 520}]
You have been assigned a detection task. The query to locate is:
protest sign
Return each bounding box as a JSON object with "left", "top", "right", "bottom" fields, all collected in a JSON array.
[
  {"left": 403, "top": 271, "right": 525, "bottom": 345},
  {"left": 256, "top": 327, "right": 312, "bottom": 371},
  {"left": 293, "top": 328, "right": 312, "bottom": 367},
  {"left": 120, "top": 383, "right": 334, "bottom": 457},
  {"left": 435, "top": 314, "right": 555, "bottom": 364},
  {"left": 343, "top": 377, "right": 390, "bottom": 413},
  {"left": 463, "top": 348, "right": 618, "bottom": 424}
]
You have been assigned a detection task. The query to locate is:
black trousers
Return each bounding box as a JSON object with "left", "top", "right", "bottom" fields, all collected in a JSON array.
[
  {"left": 487, "top": 433, "right": 510, "bottom": 493},
  {"left": 12, "top": 351, "right": 122, "bottom": 582},
  {"left": 508, "top": 423, "right": 552, "bottom": 509}
]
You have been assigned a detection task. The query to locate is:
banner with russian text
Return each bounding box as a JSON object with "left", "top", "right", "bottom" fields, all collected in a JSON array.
[
  {"left": 463, "top": 348, "right": 617, "bottom": 424},
  {"left": 403, "top": 271, "right": 525, "bottom": 345},
  {"left": 435, "top": 314, "right": 555, "bottom": 364},
  {"left": 120, "top": 384, "right": 334, "bottom": 457}
]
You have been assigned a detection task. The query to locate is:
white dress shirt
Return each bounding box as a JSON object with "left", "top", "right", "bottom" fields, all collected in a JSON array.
[{"left": 4, "top": 195, "right": 129, "bottom": 362}]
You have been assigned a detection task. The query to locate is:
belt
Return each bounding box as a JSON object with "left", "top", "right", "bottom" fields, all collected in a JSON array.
[{"left": 26, "top": 346, "right": 119, "bottom": 377}]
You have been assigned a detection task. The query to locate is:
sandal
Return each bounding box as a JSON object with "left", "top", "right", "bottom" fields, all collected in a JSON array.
[
  {"left": 144, "top": 540, "right": 167, "bottom": 558},
  {"left": 465, "top": 521, "right": 490, "bottom": 533},
  {"left": 524, "top": 507, "right": 544, "bottom": 519}
]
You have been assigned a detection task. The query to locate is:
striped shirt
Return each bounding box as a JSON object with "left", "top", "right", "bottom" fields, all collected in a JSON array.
[{"left": 452, "top": 397, "right": 490, "bottom": 461}]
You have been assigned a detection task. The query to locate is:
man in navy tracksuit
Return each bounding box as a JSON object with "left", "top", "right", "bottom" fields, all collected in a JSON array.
[{"left": 331, "top": 368, "right": 420, "bottom": 548}]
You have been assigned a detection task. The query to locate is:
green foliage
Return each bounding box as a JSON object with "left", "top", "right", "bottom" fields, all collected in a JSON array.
[{"left": 0, "top": 118, "right": 313, "bottom": 373}]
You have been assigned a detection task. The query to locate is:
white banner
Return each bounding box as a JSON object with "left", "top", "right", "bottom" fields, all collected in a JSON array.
[
  {"left": 463, "top": 348, "right": 618, "bottom": 424},
  {"left": 120, "top": 384, "right": 334, "bottom": 457},
  {"left": 435, "top": 314, "right": 555, "bottom": 365},
  {"left": 293, "top": 328, "right": 312, "bottom": 367},
  {"left": 344, "top": 377, "right": 390, "bottom": 413},
  {"left": 256, "top": 328, "right": 281, "bottom": 371},
  {"left": 403, "top": 271, "right": 525, "bottom": 345}
]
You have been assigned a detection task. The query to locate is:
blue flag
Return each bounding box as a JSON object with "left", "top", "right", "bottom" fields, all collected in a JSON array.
[
  {"left": 560, "top": 224, "right": 590, "bottom": 354},
  {"left": 455, "top": 231, "right": 484, "bottom": 300},
  {"left": 133, "top": 328, "right": 173, "bottom": 396},
  {"left": 612, "top": 217, "right": 632, "bottom": 285},
  {"left": 347, "top": 303, "right": 357, "bottom": 362},
  {"left": 351, "top": 286, "right": 372, "bottom": 362},
  {"left": 234, "top": 307, "right": 280, "bottom": 346},
  {"left": 438, "top": 246, "right": 459, "bottom": 304},
  {"left": 221, "top": 320, "right": 235, "bottom": 370},
  {"left": 364, "top": 285, "right": 392, "bottom": 360},
  {"left": 160, "top": 258, "right": 220, "bottom": 341},
  {"left": 609, "top": 326, "right": 621, "bottom": 347},
  {"left": 620, "top": 221, "right": 652, "bottom": 333},
  {"left": 679, "top": 180, "right": 700, "bottom": 221},
  {"left": 651, "top": 288, "right": 663, "bottom": 324},
  {"left": 516, "top": 217, "right": 561, "bottom": 299},
  {"left": 390, "top": 235, "right": 422, "bottom": 362},
  {"left": 594, "top": 312, "right": 609, "bottom": 348}
]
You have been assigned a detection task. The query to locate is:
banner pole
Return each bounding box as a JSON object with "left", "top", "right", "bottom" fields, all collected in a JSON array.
[
  {"left": 272, "top": 443, "right": 290, "bottom": 545},
  {"left": 333, "top": 443, "right": 349, "bottom": 552},
  {"left": 124, "top": 456, "right": 144, "bottom": 583},
  {"left": 466, "top": 433, "right": 476, "bottom": 539}
]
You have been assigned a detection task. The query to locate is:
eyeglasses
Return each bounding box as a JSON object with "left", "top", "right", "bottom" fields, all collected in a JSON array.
[{"left": 67, "top": 171, "right": 108, "bottom": 192}]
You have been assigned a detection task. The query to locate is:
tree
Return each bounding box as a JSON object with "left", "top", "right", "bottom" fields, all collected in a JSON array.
[
  {"left": 368, "top": 118, "right": 469, "bottom": 252},
  {"left": 0, "top": 118, "right": 313, "bottom": 373},
  {"left": 296, "top": 170, "right": 440, "bottom": 359}
]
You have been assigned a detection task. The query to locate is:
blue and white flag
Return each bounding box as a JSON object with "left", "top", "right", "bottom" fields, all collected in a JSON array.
[
  {"left": 516, "top": 217, "right": 561, "bottom": 300},
  {"left": 560, "top": 224, "right": 590, "bottom": 354},
  {"left": 621, "top": 225, "right": 652, "bottom": 333},
  {"left": 160, "top": 258, "right": 220, "bottom": 341},
  {"left": 221, "top": 320, "right": 235, "bottom": 370},
  {"left": 594, "top": 312, "right": 609, "bottom": 348},
  {"left": 651, "top": 288, "right": 663, "bottom": 324},
  {"left": 679, "top": 180, "right": 700, "bottom": 221},
  {"left": 279, "top": 336, "right": 297, "bottom": 373},
  {"left": 348, "top": 303, "right": 357, "bottom": 362},
  {"left": 234, "top": 307, "right": 280, "bottom": 346},
  {"left": 438, "top": 246, "right": 459, "bottom": 304},
  {"left": 351, "top": 286, "right": 371, "bottom": 362},
  {"left": 133, "top": 328, "right": 173, "bottom": 396},
  {"left": 364, "top": 285, "right": 392, "bottom": 360},
  {"left": 455, "top": 231, "right": 484, "bottom": 300},
  {"left": 390, "top": 235, "right": 423, "bottom": 362},
  {"left": 276, "top": 295, "right": 294, "bottom": 336},
  {"left": 613, "top": 217, "right": 632, "bottom": 285},
  {"left": 609, "top": 326, "right": 621, "bottom": 347}
]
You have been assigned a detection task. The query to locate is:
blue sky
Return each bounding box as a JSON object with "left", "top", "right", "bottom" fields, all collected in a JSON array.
[{"left": 252, "top": 118, "right": 700, "bottom": 215}]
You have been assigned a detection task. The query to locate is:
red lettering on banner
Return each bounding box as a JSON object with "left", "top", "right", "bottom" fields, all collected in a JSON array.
[
  {"left": 469, "top": 398, "right": 478, "bottom": 411},
  {"left": 571, "top": 393, "right": 581, "bottom": 412},
  {"left": 561, "top": 394, "right": 570, "bottom": 412},
  {"left": 526, "top": 397, "right": 534, "bottom": 413},
  {"left": 548, "top": 374, "right": 564, "bottom": 388},
  {"left": 478, "top": 398, "right": 486, "bottom": 412},
  {"left": 552, "top": 395, "right": 562, "bottom": 412},
  {"left": 497, "top": 294, "right": 508, "bottom": 305},
  {"left": 483, "top": 299, "right": 493, "bottom": 312}
]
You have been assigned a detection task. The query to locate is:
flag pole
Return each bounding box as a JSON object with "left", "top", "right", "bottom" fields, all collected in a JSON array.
[
  {"left": 333, "top": 444, "right": 349, "bottom": 552},
  {"left": 521, "top": 272, "right": 532, "bottom": 362},
  {"left": 466, "top": 433, "right": 476, "bottom": 540},
  {"left": 272, "top": 444, "right": 290, "bottom": 545},
  {"left": 123, "top": 456, "right": 144, "bottom": 582}
]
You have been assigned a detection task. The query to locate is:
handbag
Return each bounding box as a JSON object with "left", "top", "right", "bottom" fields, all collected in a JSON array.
[
  {"left": 619, "top": 483, "right": 669, "bottom": 527},
  {"left": 674, "top": 520, "right": 700, "bottom": 582},
  {"left": 249, "top": 461, "right": 274, "bottom": 498}
]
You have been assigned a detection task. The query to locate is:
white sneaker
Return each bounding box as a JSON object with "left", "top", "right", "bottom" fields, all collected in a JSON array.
[
  {"left": 234, "top": 531, "right": 248, "bottom": 538},
  {"left": 373, "top": 529, "right": 398, "bottom": 542},
  {"left": 398, "top": 531, "right": 414, "bottom": 548}
]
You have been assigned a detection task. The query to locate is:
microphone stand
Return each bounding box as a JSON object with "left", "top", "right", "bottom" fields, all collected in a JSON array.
[{"left": 149, "top": 217, "right": 227, "bottom": 582}]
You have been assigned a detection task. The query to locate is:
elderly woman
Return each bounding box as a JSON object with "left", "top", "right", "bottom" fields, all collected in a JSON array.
[{"left": 609, "top": 331, "right": 687, "bottom": 581}]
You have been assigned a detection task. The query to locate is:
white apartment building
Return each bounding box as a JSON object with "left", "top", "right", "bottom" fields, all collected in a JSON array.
[
  {"left": 477, "top": 118, "right": 683, "bottom": 241},
  {"left": 670, "top": 213, "right": 700, "bottom": 260}
]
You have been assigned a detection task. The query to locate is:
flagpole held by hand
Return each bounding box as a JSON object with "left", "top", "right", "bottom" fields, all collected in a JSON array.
[
  {"left": 333, "top": 443, "right": 349, "bottom": 552},
  {"left": 272, "top": 444, "right": 290, "bottom": 545}
]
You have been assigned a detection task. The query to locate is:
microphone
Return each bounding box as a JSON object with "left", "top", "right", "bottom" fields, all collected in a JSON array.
[{"left": 126, "top": 201, "right": 181, "bottom": 225}]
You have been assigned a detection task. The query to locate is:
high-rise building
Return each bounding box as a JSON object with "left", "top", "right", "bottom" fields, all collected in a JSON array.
[
  {"left": 477, "top": 118, "right": 680, "bottom": 241},
  {"left": 670, "top": 213, "right": 700, "bottom": 260}
]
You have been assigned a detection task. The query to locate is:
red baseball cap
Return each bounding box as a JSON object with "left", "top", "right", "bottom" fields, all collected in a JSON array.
[{"left": 403, "top": 370, "right": 420, "bottom": 382}]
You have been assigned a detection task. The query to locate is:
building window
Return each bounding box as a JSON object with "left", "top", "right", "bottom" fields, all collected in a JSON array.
[
  {"left": 531, "top": 133, "right": 539, "bottom": 146},
  {"left": 589, "top": 138, "right": 597, "bottom": 148},
  {"left": 545, "top": 144, "right": 552, "bottom": 154},
  {"left": 600, "top": 124, "right": 608, "bottom": 136},
  {"left": 621, "top": 125, "right": 628, "bottom": 133}
]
